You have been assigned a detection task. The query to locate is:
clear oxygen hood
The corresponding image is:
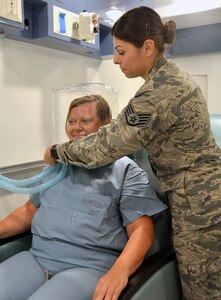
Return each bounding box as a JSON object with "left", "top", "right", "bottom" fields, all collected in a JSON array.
[{"left": 52, "top": 83, "right": 119, "bottom": 144}]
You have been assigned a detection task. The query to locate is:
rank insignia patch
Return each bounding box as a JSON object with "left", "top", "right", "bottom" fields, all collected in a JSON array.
[{"left": 125, "top": 104, "right": 150, "bottom": 127}]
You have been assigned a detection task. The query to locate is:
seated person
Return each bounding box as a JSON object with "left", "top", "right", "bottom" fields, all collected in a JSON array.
[{"left": 0, "top": 95, "right": 167, "bottom": 300}]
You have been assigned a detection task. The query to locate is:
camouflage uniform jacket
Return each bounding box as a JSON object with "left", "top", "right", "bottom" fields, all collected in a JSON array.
[{"left": 57, "top": 56, "right": 221, "bottom": 192}]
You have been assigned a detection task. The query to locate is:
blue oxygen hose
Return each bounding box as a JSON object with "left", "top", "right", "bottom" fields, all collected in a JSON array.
[
  {"left": 0, "top": 163, "right": 68, "bottom": 194},
  {"left": 0, "top": 163, "right": 61, "bottom": 186}
]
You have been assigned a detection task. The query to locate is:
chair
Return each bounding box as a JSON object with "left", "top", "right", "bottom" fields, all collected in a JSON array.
[
  {"left": 120, "top": 149, "right": 182, "bottom": 299},
  {"left": 0, "top": 231, "right": 32, "bottom": 263},
  {"left": 0, "top": 150, "right": 182, "bottom": 299},
  {"left": 210, "top": 114, "right": 221, "bottom": 148}
]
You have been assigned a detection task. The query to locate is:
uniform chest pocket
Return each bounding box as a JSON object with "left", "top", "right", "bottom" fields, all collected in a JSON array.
[
  {"left": 79, "top": 192, "right": 113, "bottom": 217},
  {"left": 71, "top": 192, "right": 114, "bottom": 232}
]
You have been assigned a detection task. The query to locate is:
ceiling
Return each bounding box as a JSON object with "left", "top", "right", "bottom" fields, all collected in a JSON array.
[
  {"left": 87, "top": 0, "right": 221, "bottom": 29},
  {"left": 154, "top": 0, "right": 221, "bottom": 29}
]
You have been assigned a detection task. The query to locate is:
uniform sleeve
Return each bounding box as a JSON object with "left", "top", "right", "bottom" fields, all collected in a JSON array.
[
  {"left": 56, "top": 117, "right": 143, "bottom": 168},
  {"left": 56, "top": 88, "right": 177, "bottom": 169},
  {"left": 55, "top": 57, "right": 184, "bottom": 169},
  {"left": 30, "top": 192, "right": 41, "bottom": 208},
  {"left": 119, "top": 161, "right": 167, "bottom": 226}
]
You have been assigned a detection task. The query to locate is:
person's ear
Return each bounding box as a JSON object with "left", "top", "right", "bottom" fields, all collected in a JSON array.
[{"left": 143, "top": 39, "right": 155, "bottom": 56}]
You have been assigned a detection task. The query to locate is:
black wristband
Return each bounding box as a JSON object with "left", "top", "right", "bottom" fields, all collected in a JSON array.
[{"left": 50, "top": 144, "right": 59, "bottom": 160}]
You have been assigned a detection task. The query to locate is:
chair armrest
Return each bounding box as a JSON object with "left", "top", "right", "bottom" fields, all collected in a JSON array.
[
  {"left": 0, "top": 231, "right": 32, "bottom": 263},
  {"left": 120, "top": 246, "right": 182, "bottom": 300}
]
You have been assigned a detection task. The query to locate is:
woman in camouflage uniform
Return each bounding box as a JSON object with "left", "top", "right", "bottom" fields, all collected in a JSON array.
[{"left": 44, "top": 6, "right": 221, "bottom": 300}]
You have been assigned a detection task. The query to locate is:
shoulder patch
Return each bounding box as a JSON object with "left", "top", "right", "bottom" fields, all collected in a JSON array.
[{"left": 125, "top": 104, "right": 150, "bottom": 127}]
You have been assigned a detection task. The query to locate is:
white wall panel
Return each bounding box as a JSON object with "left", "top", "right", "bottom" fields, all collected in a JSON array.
[
  {"left": 172, "top": 53, "right": 221, "bottom": 114},
  {"left": 0, "top": 38, "right": 101, "bottom": 167}
]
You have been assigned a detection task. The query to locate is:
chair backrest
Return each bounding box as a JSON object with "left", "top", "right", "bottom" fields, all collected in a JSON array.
[
  {"left": 129, "top": 149, "right": 172, "bottom": 257},
  {"left": 210, "top": 114, "right": 221, "bottom": 148}
]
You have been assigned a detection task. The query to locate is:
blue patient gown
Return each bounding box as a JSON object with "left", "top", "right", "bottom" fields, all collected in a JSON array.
[{"left": 0, "top": 157, "right": 166, "bottom": 300}]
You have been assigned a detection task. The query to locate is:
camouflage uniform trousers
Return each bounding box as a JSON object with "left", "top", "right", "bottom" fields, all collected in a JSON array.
[{"left": 167, "top": 165, "right": 221, "bottom": 300}]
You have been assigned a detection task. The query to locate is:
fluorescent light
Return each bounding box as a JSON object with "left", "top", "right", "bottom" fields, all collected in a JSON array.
[
  {"left": 105, "top": 6, "right": 124, "bottom": 24},
  {"left": 154, "top": 0, "right": 221, "bottom": 17}
]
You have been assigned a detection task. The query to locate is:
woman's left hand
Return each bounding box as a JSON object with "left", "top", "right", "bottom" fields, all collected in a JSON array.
[{"left": 93, "top": 266, "right": 128, "bottom": 300}]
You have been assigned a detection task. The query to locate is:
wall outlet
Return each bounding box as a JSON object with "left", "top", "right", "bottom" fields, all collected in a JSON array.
[
  {"left": 0, "top": 0, "right": 23, "bottom": 23},
  {"left": 7, "top": 0, "right": 18, "bottom": 15}
]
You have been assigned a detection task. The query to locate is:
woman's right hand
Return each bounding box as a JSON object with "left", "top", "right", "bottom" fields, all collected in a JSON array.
[{"left": 44, "top": 145, "right": 57, "bottom": 166}]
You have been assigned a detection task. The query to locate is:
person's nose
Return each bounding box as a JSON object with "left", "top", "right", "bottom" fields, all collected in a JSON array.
[{"left": 73, "top": 121, "right": 83, "bottom": 132}]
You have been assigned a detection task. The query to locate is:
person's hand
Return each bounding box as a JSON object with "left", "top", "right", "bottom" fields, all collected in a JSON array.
[
  {"left": 44, "top": 145, "right": 57, "bottom": 165},
  {"left": 93, "top": 266, "right": 128, "bottom": 300}
]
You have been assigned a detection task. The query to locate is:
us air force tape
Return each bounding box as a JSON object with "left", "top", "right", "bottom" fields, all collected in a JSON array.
[{"left": 125, "top": 104, "right": 150, "bottom": 127}]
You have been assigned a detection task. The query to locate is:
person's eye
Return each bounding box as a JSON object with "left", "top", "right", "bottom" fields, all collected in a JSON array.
[
  {"left": 115, "top": 50, "right": 125, "bottom": 56},
  {"left": 114, "top": 49, "right": 125, "bottom": 56},
  {"left": 82, "top": 119, "right": 90, "bottom": 124},
  {"left": 68, "top": 119, "right": 76, "bottom": 125}
]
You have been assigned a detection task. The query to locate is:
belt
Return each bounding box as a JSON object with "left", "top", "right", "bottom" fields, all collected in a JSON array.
[{"left": 44, "top": 270, "right": 53, "bottom": 281}]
